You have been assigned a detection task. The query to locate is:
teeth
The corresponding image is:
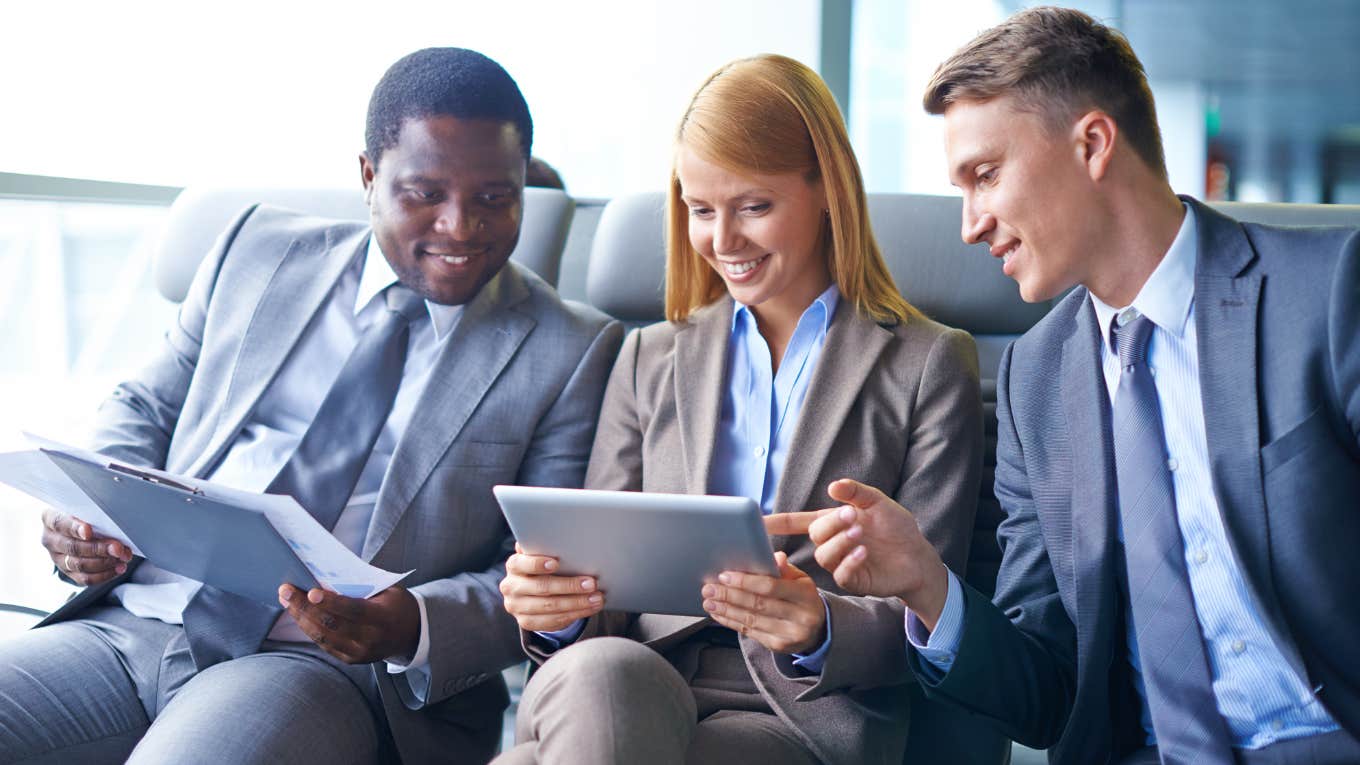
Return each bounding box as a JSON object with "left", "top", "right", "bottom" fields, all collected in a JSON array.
[
  {"left": 1001, "top": 244, "right": 1018, "bottom": 265},
  {"left": 440, "top": 255, "right": 469, "bottom": 265},
  {"left": 722, "top": 255, "right": 767, "bottom": 275}
]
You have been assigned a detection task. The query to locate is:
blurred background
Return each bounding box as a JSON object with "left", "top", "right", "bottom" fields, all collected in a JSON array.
[{"left": 2, "top": 0, "right": 1357, "bottom": 621}]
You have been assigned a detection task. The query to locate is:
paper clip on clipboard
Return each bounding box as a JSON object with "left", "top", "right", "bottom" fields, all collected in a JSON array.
[{"left": 106, "top": 463, "right": 205, "bottom": 496}]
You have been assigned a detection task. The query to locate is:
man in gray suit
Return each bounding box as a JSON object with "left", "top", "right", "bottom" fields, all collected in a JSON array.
[
  {"left": 0, "top": 48, "right": 621, "bottom": 765},
  {"left": 773, "top": 7, "right": 1360, "bottom": 764}
]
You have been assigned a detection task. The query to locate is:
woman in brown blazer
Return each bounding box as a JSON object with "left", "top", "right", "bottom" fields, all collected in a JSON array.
[{"left": 496, "top": 54, "right": 983, "bottom": 765}]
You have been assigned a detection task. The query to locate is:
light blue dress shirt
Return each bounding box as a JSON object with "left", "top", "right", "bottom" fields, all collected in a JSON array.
[
  {"left": 541, "top": 286, "right": 840, "bottom": 671},
  {"left": 909, "top": 205, "right": 1339, "bottom": 749}
]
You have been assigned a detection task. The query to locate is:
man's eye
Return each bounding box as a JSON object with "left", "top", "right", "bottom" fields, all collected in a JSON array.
[
  {"left": 408, "top": 188, "right": 439, "bottom": 201},
  {"left": 479, "top": 192, "right": 512, "bottom": 205},
  {"left": 977, "top": 168, "right": 998, "bottom": 185}
]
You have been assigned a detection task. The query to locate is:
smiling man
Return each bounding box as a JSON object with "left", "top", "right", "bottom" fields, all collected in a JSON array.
[
  {"left": 0, "top": 48, "right": 622, "bottom": 765},
  {"left": 770, "top": 7, "right": 1360, "bottom": 765}
]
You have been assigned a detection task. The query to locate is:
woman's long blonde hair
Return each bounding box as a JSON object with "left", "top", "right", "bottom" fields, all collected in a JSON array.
[{"left": 665, "top": 54, "right": 915, "bottom": 324}]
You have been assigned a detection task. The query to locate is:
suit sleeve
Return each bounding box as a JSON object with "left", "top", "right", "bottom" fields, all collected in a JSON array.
[
  {"left": 794, "top": 326, "right": 985, "bottom": 696},
  {"left": 520, "top": 327, "right": 643, "bottom": 663},
  {"left": 907, "top": 340, "right": 1078, "bottom": 749},
  {"left": 414, "top": 314, "right": 625, "bottom": 698},
  {"left": 1330, "top": 230, "right": 1360, "bottom": 449},
  {"left": 87, "top": 205, "right": 258, "bottom": 466}
]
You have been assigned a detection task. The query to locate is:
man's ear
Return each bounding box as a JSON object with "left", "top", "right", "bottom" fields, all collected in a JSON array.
[
  {"left": 359, "top": 152, "right": 376, "bottom": 205},
  {"left": 1073, "top": 110, "right": 1117, "bottom": 182}
]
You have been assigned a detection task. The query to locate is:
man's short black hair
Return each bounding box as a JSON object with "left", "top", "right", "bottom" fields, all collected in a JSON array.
[{"left": 365, "top": 47, "right": 533, "bottom": 167}]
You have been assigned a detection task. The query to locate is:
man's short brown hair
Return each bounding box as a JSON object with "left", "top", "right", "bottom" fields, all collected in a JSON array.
[{"left": 923, "top": 6, "right": 1167, "bottom": 177}]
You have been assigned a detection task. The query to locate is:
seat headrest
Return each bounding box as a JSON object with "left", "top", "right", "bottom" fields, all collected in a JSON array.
[
  {"left": 586, "top": 191, "right": 1051, "bottom": 333},
  {"left": 153, "top": 186, "right": 574, "bottom": 302}
]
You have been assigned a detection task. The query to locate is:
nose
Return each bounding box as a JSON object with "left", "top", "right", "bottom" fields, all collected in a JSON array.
[
  {"left": 433, "top": 200, "right": 479, "bottom": 241},
  {"left": 712, "top": 211, "right": 745, "bottom": 255},
  {"left": 961, "top": 195, "right": 994, "bottom": 245}
]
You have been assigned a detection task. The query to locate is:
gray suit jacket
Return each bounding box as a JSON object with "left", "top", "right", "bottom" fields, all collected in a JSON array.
[
  {"left": 524, "top": 296, "right": 984, "bottom": 765},
  {"left": 909, "top": 199, "right": 1360, "bottom": 763},
  {"left": 40, "top": 205, "right": 624, "bottom": 763}
]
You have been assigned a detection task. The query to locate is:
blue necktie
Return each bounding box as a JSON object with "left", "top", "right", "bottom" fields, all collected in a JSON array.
[
  {"left": 1111, "top": 313, "right": 1232, "bottom": 764},
  {"left": 182, "top": 285, "right": 426, "bottom": 669}
]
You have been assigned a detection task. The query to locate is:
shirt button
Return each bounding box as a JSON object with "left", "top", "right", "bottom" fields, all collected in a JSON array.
[
  {"left": 1148, "top": 366, "right": 1157, "bottom": 377},
  {"left": 753, "top": 445, "right": 766, "bottom": 458},
  {"left": 1166, "top": 458, "right": 1179, "bottom": 471},
  {"left": 1231, "top": 640, "right": 1246, "bottom": 655},
  {"left": 1271, "top": 719, "right": 1284, "bottom": 732},
  {"left": 1118, "top": 308, "right": 1139, "bottom": 326},
  {"left": 1194, "top": 550, "right": 1209, "bottom": 565}
]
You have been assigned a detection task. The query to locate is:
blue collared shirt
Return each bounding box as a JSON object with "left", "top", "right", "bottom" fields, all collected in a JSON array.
[{"left": 910, "top": 205, "right": 1339, "bottom": 749}]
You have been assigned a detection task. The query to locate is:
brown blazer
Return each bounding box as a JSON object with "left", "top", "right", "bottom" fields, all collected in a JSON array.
[{"left": 524, "top": 296, "right": 984, "bottom": 765}]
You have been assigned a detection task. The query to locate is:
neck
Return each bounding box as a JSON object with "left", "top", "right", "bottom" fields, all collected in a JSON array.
[
  {"left": 748, "top": 276, "right": 831, "bottom": 372},
  {"left": 1085, "top": 185, "right": 1185, "bottom": 308}
]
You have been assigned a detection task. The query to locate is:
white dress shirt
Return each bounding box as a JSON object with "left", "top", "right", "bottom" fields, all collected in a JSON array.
[{"left": 112, "top": 235, "right": 461, "bottom": 688}]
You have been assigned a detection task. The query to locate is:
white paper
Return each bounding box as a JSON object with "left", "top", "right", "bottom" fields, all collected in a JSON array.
[
  {"left": 197, "top": 480, "right": 412, "bottom": 599},
  {"left": 0, "top": 448, "right": 142, "bottom": 555}
]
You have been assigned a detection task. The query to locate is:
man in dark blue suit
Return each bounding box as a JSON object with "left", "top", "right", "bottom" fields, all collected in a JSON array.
[{"left": 770, "top": 7, "right": 1360, "bottom": 764}]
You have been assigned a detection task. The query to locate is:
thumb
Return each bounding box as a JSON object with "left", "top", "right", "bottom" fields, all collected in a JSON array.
[
  {"left": 775, "top": 551, "right": 806, "bottom": 580},
  {"left": 826, "top": 478, "right": 886, "bottom": 510}
]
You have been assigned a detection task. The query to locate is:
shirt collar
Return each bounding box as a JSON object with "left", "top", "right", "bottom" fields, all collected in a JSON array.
[
  {"left": 730, "top": 283, "right": 841, "bottom": 333},
  {"left": 1090, "top": 202, "right": 1197, "bottom": 351},
  {"left": 356, "top": 235, "right": 463, "bottom": 341}
]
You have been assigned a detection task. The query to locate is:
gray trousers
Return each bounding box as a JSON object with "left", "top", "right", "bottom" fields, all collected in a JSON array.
[
  {"left": 0, "top": 606, "right": 380, "bottom": 765},
  {"left": 496, "top": 637, "right": 819, "bottom": 765}
]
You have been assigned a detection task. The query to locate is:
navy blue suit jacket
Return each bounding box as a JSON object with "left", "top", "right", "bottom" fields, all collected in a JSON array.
[{"left": 909, "top": 199, "right": 1360, "bottom": 763}]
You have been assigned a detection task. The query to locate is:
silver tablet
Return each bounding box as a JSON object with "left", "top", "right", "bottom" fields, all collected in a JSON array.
[{"left": 493, "top": 485, "right": 778, "bottom": 617}]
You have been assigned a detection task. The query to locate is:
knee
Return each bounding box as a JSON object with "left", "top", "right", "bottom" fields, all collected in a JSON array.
[{"left": 533, "top": 637, "right": 667, "bottom": 693}]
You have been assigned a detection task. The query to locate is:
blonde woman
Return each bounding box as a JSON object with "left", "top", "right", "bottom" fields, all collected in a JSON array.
[{"left": 497, "top": 54, "right": 983, "bottom": 765}]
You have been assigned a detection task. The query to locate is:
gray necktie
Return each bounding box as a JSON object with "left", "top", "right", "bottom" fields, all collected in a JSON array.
[
  {"left": 1111, "top": 313, "right": 1233, "bottom": 763},
  {"left": 182, "top": 284, "right": 426, "bottom": 669}
]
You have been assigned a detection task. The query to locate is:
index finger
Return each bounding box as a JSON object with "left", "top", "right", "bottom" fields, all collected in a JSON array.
[
  {"left": 764, "top": 509, "right": 833, "bottom": 536},
  {"left": 42, "top": 510, "right": 90, "bottom": 540},
  {"left": 506, "top": 552, "right": 560, "bottom": 576}
]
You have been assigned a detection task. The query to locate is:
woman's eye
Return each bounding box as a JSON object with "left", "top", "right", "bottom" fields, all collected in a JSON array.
[{"left": 742, "top": 203, "right": 771, "bottom": 214}]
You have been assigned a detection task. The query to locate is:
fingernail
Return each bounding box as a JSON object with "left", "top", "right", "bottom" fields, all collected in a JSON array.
[
  {"left": 703, "top": 600, "right": 720, "bottom": 613},
  {"left": 838, "top": 507, "right": 855, "bottom": 522},
  {"left": 580, "top": 578, "right": 594, "bottom": 591},
  {"left": 588, "top": 594, "right": 602, "bottom": 605},
  {"left": 79, "top": 525, "right": 91, "bottom": 541},
  {"left": 847, "top": 524, "right": 863, "bottom": 540},
  {"left": 718, "top": 573, "right": 731, "bottom": 585},
  {"left": 278, "top": 595, "right": 289, "bottom": 607},
  {"left": 543, "top": 559, "right": 557, "bottom": 571},
  {"left": 279, "top": 587, "right": 292, "bottom": 602},
  {"left": 701, "top": 584, "right": 715, "bottom": 598},
  {"left": 852, "top": 545, "right": 867, "bottom": 560},
  {"left": 107, "top": 543, "right": 118, "bottom": 556},
  {"left": 308, "top": 589, "right": 324, "bottom": 604},
  {"left": 116, "top": 563, "right": 127, "bottom": 575}
]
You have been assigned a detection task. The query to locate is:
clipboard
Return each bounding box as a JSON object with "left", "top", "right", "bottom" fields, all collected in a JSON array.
[{"left": 45, "top": 450, "right": 320, "bottom": 605}]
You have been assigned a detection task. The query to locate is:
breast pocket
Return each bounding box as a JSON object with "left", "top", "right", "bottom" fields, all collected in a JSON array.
[
  {"left": 442, "top": 440, "right": 524, "bottom": 469},
  {"left": 1260, "top": 406, "right": 1331, "bottom": 475}
]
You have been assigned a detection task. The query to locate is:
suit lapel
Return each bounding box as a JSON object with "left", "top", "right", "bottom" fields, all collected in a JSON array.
[
  {"left": 673, "top": 300, "right": 732, "bottom": 496},
  {"left": 1062, "top": 298, "right": 1121, "bottom": 649},
  {"left": 771, "top": 308, "right": 891, "bottom": 543},
  {"left": 186, "top": 226, "right": 366, "bottom": 478},
  {"left": 363, "top": 264, "right": 535, "bottom": 560},
  {"left": 1190, "top": 200, "right": 1305, "bottom": 676}
]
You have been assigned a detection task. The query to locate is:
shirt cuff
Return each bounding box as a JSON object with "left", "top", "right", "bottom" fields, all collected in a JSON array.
[
  {"left": 385, "top": 588, "right": 432, "bottom": 672},
  {"left": 790, "top": 595, "right": 833, "bottom": 674},
  {"left": 535, "top": 618, "right": 587, "bottom": 649},
  {"left": 905, "top": 569, "right": 964, "bottom": 675}
]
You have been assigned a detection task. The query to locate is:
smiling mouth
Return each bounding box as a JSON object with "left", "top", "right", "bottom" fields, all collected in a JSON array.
[
  {"left": 719, "top": 254, "right": 769, "bottom": 276},
  {"left": 993, "top": 242, "right": 1019, "bottom": 266},
  {"left": 420, "top": 248, "right": 483, "bottom": 266}
]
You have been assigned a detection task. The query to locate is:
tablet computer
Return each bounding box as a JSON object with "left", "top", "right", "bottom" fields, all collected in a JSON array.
[{"left": 493, "top": 485, "right": 778, "bottom": 617}]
